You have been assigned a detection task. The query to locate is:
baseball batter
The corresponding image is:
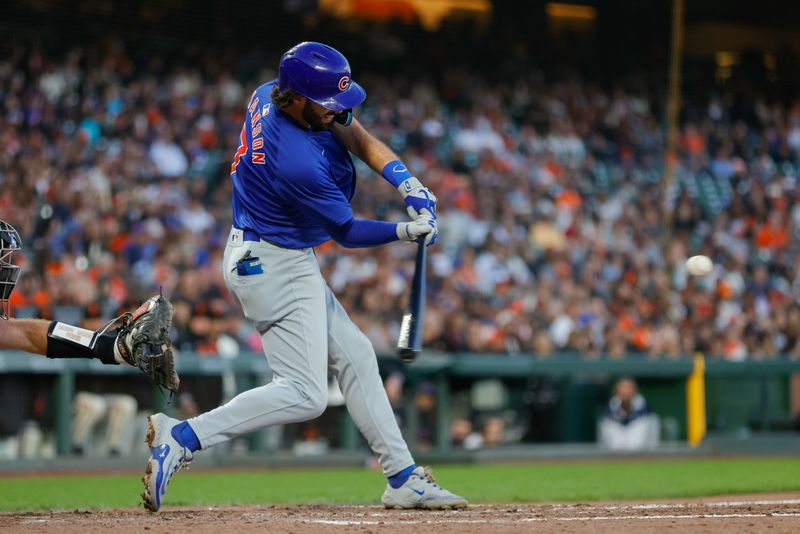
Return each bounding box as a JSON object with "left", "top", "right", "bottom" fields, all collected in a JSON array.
[
  {"left": 0, "top": 219, "right": 178, "bottom": 390},
  {"left": 142, "top": 42, "right": 467, "bottom": 511}
]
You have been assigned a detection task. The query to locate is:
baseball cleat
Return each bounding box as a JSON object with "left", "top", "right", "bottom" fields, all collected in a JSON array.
[
  {"left": 381, "top": 466, "right": 468, "bottom": 509},
  {"left": 141, "top": 413, "right": 193, "bottom": 512}
]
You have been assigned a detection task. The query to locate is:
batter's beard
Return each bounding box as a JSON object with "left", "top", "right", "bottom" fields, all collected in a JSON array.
[{"left": 302, "top": 101, "right": 334, "bottom": 131}]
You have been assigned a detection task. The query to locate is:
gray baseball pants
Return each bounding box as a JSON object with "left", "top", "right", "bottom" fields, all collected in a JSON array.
[{"left": 188, "top": 228, "right": 414, "bottom": 476}]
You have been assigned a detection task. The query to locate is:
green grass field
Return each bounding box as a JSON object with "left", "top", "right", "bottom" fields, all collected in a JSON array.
[{"left": 2, "top": 458, "right": 800, "bottom": 511}]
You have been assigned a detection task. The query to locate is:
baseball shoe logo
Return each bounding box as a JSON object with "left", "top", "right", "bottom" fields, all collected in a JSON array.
[{"left": 338, "top": 76, "right": 350, "bottom": 91}]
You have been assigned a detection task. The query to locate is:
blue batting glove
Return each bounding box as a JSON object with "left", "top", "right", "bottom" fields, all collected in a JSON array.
[{"left": 398, "top": 177, "right": 438, "bottom": 220}]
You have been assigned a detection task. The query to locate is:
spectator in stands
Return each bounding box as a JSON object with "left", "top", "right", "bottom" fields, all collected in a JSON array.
[
  {"left": 3, "top": 29, "right": 800, "bottom": 364},
  {"left": 480, "top": 416, "right": 507, "bottom": 448},
  {"left": 414, "top": 382, "right": 438, "bottom": 450},
  {"left": 598, "top": 377, "right": 659, "bottom": 450},
  {"left": 450, "top": 415, "right": 509, "bottom": 449},
  {"left": 449, "top": 417, "right": 483, "bottom": 450}
]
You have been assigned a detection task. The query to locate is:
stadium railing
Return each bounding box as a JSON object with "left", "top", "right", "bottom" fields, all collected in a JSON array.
[{"left": 1, "top": 350, "right": 799, "bottom": 456}]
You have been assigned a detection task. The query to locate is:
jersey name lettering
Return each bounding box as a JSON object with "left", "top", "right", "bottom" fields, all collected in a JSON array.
[{"left": 231, "top": 94, "right": 269, "bottom": 172}]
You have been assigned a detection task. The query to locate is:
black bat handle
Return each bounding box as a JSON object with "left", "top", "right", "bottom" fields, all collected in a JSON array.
[
  {"left": 409, "top": 240, "right": 427, "bottom": 347},
  {"left": 398, "top": 240, "right": 427, "bottom": 361}
]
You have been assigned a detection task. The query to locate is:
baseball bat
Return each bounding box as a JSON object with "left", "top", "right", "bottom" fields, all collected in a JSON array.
[{"left": 397, "top": 240, "right": 427, "bottom": 362}]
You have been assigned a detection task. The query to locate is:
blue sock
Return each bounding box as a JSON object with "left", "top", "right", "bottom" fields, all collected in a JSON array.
[
  {"left": 387, "top": 464, "right": 416, "bottom": 489},
  {"left": 171, "top": 421, "right": 201, "bottom": 453}
]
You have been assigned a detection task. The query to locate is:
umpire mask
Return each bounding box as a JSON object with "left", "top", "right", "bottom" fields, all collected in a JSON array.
[{"left": 0, "top": 220, "right": 21, "bottom": 319}]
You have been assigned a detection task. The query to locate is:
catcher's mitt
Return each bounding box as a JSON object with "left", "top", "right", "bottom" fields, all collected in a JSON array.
[{"left": 114, "top": 295, "right": 179, "bottom": 394}]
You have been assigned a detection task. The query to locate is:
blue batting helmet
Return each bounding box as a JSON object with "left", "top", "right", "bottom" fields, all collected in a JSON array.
[{"left": 278, "top": 42, "right": 366, "bottom": 112}]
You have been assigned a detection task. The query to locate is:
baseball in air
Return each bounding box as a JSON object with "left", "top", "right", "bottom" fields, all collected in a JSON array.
[{"left": 686, "top": 255, "right": 713, "bottom": 276}]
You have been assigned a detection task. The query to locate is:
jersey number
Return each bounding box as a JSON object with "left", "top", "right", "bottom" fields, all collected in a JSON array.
[
  {"left": 230, "top": 98, "right": 268, "bottom": 175},
  {"left": 230, "top": 123, "right": 247, "bottom": 175}
]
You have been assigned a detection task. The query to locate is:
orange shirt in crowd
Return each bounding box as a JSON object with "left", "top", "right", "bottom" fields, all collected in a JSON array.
[{"left": 755, "top": 223, "right": 788, "bottom": 249}]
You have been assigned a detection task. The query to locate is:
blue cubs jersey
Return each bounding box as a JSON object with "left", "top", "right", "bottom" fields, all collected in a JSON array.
[{"left": 230, "top": 80, "right": 357, "bottom": 248}]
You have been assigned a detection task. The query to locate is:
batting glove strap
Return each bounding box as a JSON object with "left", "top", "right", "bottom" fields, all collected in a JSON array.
[{"left": 397, "top": 177, "right": 424, "bottom": 197}]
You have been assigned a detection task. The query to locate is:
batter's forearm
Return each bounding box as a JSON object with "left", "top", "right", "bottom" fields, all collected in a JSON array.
[
  {"left": 335, "top": 118, "right": 398, "bottom": 174},
  {"left": 0, "top": 318, "right": 50, "bottom": 354},
  {"left": 359, "top": 136, "right": 398, "bottom": 174},
  {"left": 335, "top": 119, "right": 421, "bottom": 190}
]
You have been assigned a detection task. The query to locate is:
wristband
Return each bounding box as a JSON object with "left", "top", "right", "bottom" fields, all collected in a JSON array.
[
  {"left": 46, "top": 321, "right": 118, "bottom": 365},
  {"left": 381, "top": 159, "right": 413, "bottom": 188}
]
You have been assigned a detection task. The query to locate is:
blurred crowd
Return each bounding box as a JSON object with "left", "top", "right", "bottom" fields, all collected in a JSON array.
[{"left": 3, "top": 38, "right": 800, "bottom": 362}]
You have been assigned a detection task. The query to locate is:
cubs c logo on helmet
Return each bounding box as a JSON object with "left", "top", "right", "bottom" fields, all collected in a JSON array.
[{"left": 338, "top": 76, "right": 350, "bottom": 91}]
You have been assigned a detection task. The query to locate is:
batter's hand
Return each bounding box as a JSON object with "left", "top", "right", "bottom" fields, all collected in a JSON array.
[
  {"left": 398, "top": 177, "right": 437, "bottom": 220},
  {"left": 396, "top": 209, "right": 438, "bottom": 246}
]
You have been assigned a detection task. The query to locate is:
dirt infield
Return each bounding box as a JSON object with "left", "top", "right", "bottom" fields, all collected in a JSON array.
[{"left": 3, "top": 495, "right": 799, "bottom": 533}]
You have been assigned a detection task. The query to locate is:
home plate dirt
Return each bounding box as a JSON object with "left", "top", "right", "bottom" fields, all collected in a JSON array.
[{"left": 3, "top": 494, "right": 800, "bottom": 533}]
